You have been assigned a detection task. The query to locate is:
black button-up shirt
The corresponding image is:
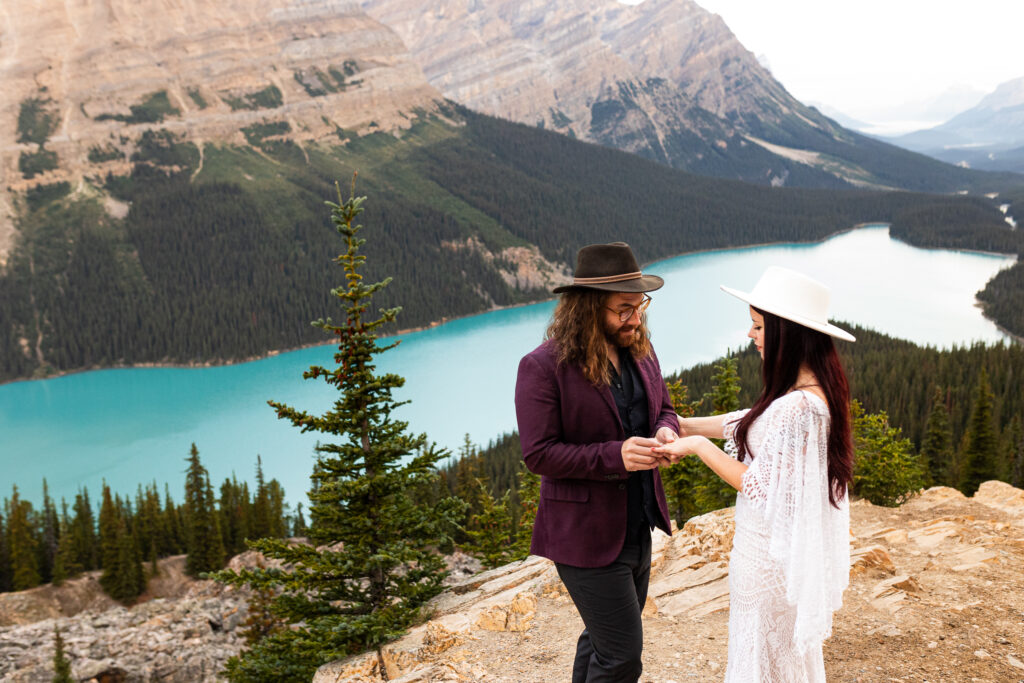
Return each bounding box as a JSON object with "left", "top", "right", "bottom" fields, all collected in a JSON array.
[{"left": 609, "top": 347, "right": 659, "bottom": 545}]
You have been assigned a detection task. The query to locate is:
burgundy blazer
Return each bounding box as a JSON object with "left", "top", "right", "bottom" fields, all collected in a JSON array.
[{"left": 515, "top": 339, "right": 676, "bottom": 568}]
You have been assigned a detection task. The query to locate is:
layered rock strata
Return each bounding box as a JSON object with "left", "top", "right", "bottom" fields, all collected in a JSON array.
[
  {"left": 0, "top": 0, "right": 443, "bottom": 261},
  {"left": 361, "top": 0, "right": 840, "bottom": 169}
]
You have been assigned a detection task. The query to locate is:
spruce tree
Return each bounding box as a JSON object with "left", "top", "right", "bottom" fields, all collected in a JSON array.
[
  {"left": 250, "top": 455, "right": 271, "bottom": 540},
  {"left": 512, "top": 464, "right": 539, "bottom": 559},
  {"left": 52, "top": 505, "right": 79, "bottom": 586},
  {"left": 659, "top": 379, "right": 701, "bottom": 525},
  {"left": 852, "top": 401, "right": 926, "bottom": 506},
  {"left": 6, "top": 486, "right": 42, "bottom": 591},
  {"left": 162, "top": 485, "right": 184, "bottom": 556},
  {"left": 292, "top": 502, "right": 307, "bottom": 538},
  {"left": 52, "top": 625, "right": 73, "bottom": 683},
  {"left": 101, "top": 514, "right": 144, "bottom": 604},
  {"left": 39, "top": 480, "right": 59, "bottom": 583},
  {"left": 693, "top": 358, "right": 742, "bottom": 512},
  {"left": 212, "top": 182, "right": 465, "bottom": 681},
  {"left": 204, "top": 473, "right": 227, "bottom": 570},
  {"left": 97, "top": 484, "right": 119, "bottom": 577},
  {"left": 466, "top": 480, "right": 515, "bottom": 569},
  {"left": 961, "top": 369, "right": 999, "bottom": 496},
  {"left": 69, "top": 488, "right": 98, "bottom": 571},
  {"left": 920, "top": 386, "right": 954, "bottom": 486},
  {"left": 183, "top": 444, "right": 225, "bottom": 576}
]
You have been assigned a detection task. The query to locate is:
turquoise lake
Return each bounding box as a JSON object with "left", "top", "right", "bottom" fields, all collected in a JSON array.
[{"left": 1, "top": 226, "right": 1017, "bottom": 508}]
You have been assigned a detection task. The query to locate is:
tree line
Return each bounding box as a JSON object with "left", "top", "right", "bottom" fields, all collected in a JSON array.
[{"left": 0, "top": 448, "right": 298, "bottom": 602}]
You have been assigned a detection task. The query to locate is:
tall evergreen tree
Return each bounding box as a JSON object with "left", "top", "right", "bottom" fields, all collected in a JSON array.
[
  {"left": 920, "top": 386, "right": 954, "bottom": 486},
  {"left": 39, "top": 480, "right": 59, "bottom": 583},
  {"left": 51, "top": 501, "right": 79, "bottom": 586},
  {"left": 183, "top": 445, "right": 224, "bottom": 576},
  {"left": 292, "top": 502, "right": 307, "bottom": 538},
  {"left": 660, "top": 379, "right": 702, "bottom": 526},
  {"left": 162, "top": 485, "right": 184, "bottom": 556},
  {"left": 97, "top": 484, "right": 119, "bottom": 575},
  {"left": 250, "top": 455, "right": 271, "bottom": 541},
  {"left": 69, "top": 488, "right": 98, "bottom": 571},
  {"left": 220, "top": 475, "right": 252, "bottom": 556},
  {"left": 6, "top": 486, "right": 41, "bottom": 591},
  {"left": 100, "top": 513, "right": 145, "bottom": 604},
  {"left": 960, "top": 369, "right": 999, "bottom": 495},
  {"left": 693, "top": 358, "right": 742, "bottom": 512},
  {"left": 213, "top": 182, "right": 465, "bottom": 681}
]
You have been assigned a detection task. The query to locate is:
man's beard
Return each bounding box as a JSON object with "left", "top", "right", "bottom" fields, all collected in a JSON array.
[{"left": 605, "top": 319, "right": 639, "bottom": 348}]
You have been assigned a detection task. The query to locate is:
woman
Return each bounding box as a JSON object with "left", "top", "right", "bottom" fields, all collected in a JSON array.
[{"left": 652, "top": 266, "right": 855, "bottom": 682}]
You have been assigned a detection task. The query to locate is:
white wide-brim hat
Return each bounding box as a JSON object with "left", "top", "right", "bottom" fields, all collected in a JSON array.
[{"left": 721, "top": 266, "right": 855, "bottom": 342}]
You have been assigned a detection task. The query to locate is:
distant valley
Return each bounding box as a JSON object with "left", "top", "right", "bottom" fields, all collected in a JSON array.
[{"left": 879, "top": 77, "right": 1024, "bottom": 174}]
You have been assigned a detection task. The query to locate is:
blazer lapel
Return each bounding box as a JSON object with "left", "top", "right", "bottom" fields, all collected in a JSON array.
[{"left": 597, "top": 383, "right": 623, "bottom": 433}]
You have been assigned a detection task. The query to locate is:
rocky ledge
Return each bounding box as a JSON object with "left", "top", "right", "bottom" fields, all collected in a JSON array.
[
  {"left": 316, "top": 481, "right": 1024, "bottom": 682},
  {"left": 2, "top": 482, "right": 1022, "bottom": 682}
]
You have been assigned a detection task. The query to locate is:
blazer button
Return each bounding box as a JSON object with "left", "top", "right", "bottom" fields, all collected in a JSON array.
[{"left": 618, "top": 483, "right": 626, "bottom": 490}]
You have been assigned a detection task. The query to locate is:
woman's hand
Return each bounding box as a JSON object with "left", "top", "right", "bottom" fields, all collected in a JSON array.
[{"left": 651, "top": 435, "right": 710, "bottom": 463}]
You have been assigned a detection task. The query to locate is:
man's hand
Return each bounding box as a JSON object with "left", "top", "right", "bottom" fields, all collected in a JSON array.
[
  {"left": 655, "top": 427, "right": 678, "bottom": 444},
  {"left": 651, "top": 435, "right": 709, "bottom": 464},
  {"left": 621, "top": 436, "right": 669, "bottom": 471}
]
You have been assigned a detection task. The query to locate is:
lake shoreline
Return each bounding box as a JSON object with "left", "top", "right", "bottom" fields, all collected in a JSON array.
[{"left": 3, "top": 223, "right": 1017, "bottom": 386}]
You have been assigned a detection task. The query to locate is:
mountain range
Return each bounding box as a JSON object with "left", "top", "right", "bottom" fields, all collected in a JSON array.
[
  {"left": 0, "top": 0, "right": 1021, "bottom": 381},
  {"left": 360, "top": 0, "right": 1007, "bottom": 192},
  {"left": 883, "top": 77, "right": 1024, "bottom": 173}
]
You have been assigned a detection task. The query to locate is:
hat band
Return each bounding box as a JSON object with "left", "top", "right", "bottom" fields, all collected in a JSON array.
[{"left": 572, "top": 271, "right": 643, "bottom": 285}]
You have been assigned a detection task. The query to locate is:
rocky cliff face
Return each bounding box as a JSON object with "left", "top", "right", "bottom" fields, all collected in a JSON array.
[
  {"left": 0, "top": 0, "right": 443, "bottom": 262},
  {"left": 360, "top": 0, "right": 848, "bottom": 178}
]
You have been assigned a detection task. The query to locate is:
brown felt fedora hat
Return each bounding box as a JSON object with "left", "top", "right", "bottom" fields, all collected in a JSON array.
[{"left": 553, "top": 242, "right": 664, "bottom": 293}]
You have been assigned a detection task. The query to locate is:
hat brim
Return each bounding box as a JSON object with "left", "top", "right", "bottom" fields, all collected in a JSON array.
[
  {"left": 553, "top": 274, "right": 664, "bottom": 294},
  {"left": 720, "top": 285, "right": 856, "bottom": 342}
]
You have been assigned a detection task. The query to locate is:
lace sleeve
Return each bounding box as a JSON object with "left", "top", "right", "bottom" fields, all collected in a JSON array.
[
  {"left": 739, "top": 394, "right": 849, "bottom": 654},
  {"left": 721, "top": 409, "right": 749, "bottom": 460}
]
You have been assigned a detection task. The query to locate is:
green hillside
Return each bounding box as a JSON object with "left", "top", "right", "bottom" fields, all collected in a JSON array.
[{"left": 1, "top": 106, "right": 1020, "bottom": 382}]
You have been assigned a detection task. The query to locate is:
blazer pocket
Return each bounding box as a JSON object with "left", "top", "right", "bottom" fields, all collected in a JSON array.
[{"left": 541, "top": 480, "right": 590, "bottom": 503}]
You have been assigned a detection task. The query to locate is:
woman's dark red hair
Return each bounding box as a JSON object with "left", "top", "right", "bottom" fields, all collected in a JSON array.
[{"left": 734, "top": 307, "right": 853, "bottom": 508}]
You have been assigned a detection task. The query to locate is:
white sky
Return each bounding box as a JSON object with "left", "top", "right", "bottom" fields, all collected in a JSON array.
[{"left": 623, "top": 0, "right": 1024, "bottom": 129}]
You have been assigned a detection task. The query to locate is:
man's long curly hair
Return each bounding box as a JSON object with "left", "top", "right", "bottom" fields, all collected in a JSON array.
[{"left": 545, "top": 289, "right": 652, "bottom": 386}]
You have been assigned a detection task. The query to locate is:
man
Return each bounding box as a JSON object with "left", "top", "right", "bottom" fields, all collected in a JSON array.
[{"left": 515, "top": 242, "right": 678, "bottom": 682}]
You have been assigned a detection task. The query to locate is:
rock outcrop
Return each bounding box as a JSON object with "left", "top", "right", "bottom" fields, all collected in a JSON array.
[
  {"left": 0, "top": 0, "right": 443, "bottom": 261},
  {"left": 316, "top": 481, "right": 1024, "bottom": 682}
]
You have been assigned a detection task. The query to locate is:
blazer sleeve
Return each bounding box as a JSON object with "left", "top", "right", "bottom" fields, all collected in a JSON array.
[{"left": 515, "top": 353, "right": 628, "bottom": 480}]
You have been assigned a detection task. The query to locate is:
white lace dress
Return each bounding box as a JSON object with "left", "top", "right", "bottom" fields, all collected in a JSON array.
[{"left": 720, "top": 391, "right": 850, "bottom": 683}]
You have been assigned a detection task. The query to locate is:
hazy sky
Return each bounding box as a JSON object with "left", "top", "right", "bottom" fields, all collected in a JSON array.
[{"left": 624, "top": 0, "right": 1024, "bottom": 131}]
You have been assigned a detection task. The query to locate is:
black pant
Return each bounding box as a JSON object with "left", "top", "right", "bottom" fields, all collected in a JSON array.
[{"left": 555, "top": 531, "right": 652, "bottom": 683}]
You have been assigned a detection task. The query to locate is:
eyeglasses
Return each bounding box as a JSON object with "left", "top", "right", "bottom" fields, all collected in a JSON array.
[{"left": 607, "top": 295, "right": 652, "bottom": 323}]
